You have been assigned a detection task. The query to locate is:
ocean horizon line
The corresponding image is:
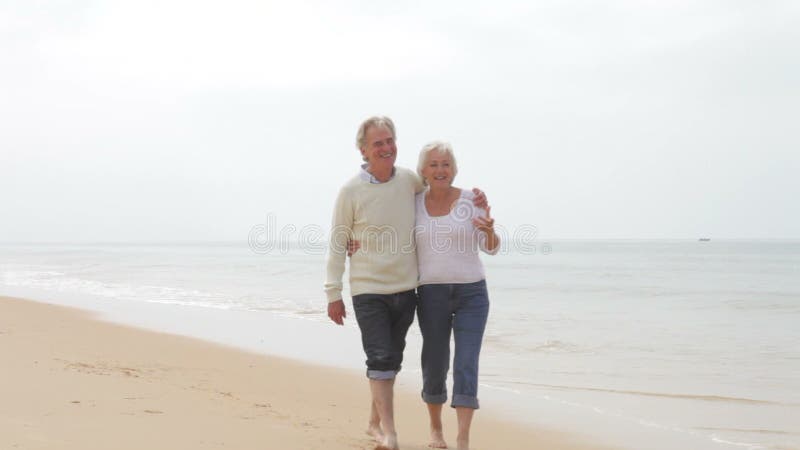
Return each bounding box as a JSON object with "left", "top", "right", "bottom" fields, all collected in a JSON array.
[{"left": 2, "top": 238, "right": 800, "bottom": 246}]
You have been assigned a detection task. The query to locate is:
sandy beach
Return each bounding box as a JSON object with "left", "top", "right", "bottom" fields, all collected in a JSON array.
[{"left": 0, "top": 296, "right": 609, "bottom": 450}]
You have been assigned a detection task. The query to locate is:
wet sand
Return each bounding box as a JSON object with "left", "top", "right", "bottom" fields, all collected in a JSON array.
[{"left": 0, "top": 296, "right": 612, "bottom": 450}]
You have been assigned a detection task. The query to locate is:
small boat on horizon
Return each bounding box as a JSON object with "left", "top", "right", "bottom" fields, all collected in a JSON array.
[{"left": 698, "top": 238, "right": 711, "bottom": 242}]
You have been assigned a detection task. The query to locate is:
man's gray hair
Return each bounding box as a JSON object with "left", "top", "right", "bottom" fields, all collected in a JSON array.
[
  {"left": 356, "top": 116, "right": 396, "bottom": 151},
  {"left": 417, "top": 141, "right": 458, "bottom": 186}
]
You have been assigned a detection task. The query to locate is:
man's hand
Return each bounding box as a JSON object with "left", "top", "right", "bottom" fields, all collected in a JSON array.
[
  {"left": 328, "top": 299, "right": 346, "bottom": 325},
  {"left": 346, "top": 239, "right": 361, "bottom": 257},
  {"left": 472, "top": 188, "right": 489, "bottom": 209}
]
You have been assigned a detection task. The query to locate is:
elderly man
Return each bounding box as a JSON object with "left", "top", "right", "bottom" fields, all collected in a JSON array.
[{"left": 325, "top": 116, "right": 485, "bottom": 450}]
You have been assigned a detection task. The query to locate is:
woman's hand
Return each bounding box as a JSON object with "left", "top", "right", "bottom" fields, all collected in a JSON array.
[
  {"left": 473, "top": 206, "right": 500, "bottom": 253},
  {"left": 472, "top": 206, "right": 495, "bottom": 234}
]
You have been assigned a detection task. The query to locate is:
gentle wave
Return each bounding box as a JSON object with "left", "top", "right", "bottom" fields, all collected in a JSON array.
[
  {"left": 483, "top": 335, "right": 592, "bottom": 354},
  {"left": 696, "top": 427, "right": 800, "bottom": 437},
  {"left": 507, "top": 381, "right": 792, "bottom": 406},
  {"left": 492, "top": 381, "right": 775, "bottom": 450},
  {"left": 1, "top": 269, "right": 331, "bottom": 325},
  {"left": 1, "top": 270, "right": 236, "bottom": 310},
  {"left": 709, "top": 435, "right": 768, "bottom": 449},
  {"left": 146, "top": 299, "right": 233, "bottom": 310}
]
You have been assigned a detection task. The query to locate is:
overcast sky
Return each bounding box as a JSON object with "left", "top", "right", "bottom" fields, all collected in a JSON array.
[{"left": 1, "top": 0, "right": 798, "bottom": 242}]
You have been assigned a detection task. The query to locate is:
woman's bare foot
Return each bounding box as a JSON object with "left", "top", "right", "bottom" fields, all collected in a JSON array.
[
  {"left": 366, "top": 423, "right": 385, "bottom": 442},
  {"left": 428, "top": 428, "right": 448, "bottom": 448},
  {"left": 366, "top": 424, "right": 383, "bottom": 442},
  {"left": 456, "top": 434, "right": 469, "bottom": 450},
  {"left": 375, "top": 432, "right": 399, "bottom": 450}
]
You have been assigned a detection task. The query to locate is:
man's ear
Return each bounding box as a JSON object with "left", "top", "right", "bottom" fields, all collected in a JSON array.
[{"left": 359, "top": 148, "right": 367, "bottom": 161}]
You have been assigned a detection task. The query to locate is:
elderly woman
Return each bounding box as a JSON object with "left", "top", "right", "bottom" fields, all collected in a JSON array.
[{"left": 415, "top": 141, "right": 499, "bottom": 450}]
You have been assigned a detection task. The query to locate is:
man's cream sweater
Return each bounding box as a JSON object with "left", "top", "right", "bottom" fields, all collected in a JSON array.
[{"left": 325, "top": 167, "right": 424, "bottom": 302}]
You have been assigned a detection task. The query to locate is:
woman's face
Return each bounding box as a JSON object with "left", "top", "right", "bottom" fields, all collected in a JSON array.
[{"left": 422, "top": 150, "right": 454, "bottom": 188}]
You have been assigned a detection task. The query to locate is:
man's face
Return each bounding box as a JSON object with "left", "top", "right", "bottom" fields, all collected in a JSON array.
[{"left": 360, "top": 126, "right": 397, "bottom": 170}]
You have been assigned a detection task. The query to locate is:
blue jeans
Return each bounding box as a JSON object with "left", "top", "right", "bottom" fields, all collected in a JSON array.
[
  {"left": 352, "top": 290, "right": 418, "bottom": 380},
  {"left": 417, "top": 280, "right": 490, "bottom": 409}
]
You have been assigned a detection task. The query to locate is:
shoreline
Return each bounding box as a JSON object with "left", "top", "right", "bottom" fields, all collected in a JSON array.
[{"left": 0, "top": 295, "right": 611, "bottom": 450}]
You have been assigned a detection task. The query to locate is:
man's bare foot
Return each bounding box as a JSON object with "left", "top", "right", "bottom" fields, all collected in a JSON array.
[
  {"left": 374, "top": 432, "right": 399, "bottom": 450},
  {"left": 366, "top": 423, "right": 385, "bottom": 442},
  {"left": 456, "top": 434, "right": 469, "bottom": 450},
  {"left": 428, "top": 428, "right": 447, "bottom": 448}
]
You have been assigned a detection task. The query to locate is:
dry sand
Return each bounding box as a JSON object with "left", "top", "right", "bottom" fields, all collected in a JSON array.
[{"left": 0, "top": 296, "right": 612, "bottom": 449}]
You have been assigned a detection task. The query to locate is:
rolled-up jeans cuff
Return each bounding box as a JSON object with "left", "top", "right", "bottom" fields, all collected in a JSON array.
[
  {"left": 422, "top": 391, "right": 448, "bottom": 404},
  {"left": 367, "top": 369, "right": 397, "bottom": 380},
  {"left": 451, "top": 394, "right": 479, "bottom": 409}
]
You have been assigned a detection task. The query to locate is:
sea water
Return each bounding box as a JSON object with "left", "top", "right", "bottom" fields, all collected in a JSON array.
[{"left": 1, "top": 241, "right": 798, "bottom": 450}]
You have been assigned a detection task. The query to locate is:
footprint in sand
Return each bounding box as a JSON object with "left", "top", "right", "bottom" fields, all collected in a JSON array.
[{"left": 144, "top": 409, "right": 164, "bottom": 414}]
